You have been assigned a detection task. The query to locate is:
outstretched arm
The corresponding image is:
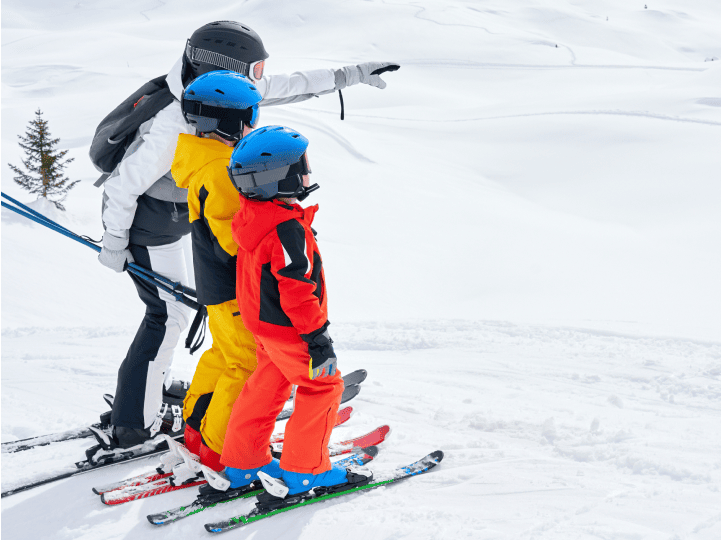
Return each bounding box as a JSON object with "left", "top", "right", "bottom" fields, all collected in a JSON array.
[{"left": 258, "top": 62, "right": 401, "bottom": 107}]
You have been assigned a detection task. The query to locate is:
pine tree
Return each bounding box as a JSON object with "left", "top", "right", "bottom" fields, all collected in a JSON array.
[{"left": 8, "top": 109, "right": 78, "bottom": 211}]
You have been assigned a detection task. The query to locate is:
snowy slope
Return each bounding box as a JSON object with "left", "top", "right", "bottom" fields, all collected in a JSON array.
[{"left": 2, "top": 1, "right": 721, "bottom": 539}]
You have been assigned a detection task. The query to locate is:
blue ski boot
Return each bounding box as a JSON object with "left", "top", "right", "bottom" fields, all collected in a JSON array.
[
  {"left": 255, "top": 462, "right": 373, "bottom": 512},
  {"left": 281, "top": 464, "right": 351, "bottom": 495},
  {"left": 225, "top": 458, "right": 283, "bottom": 489},
  {"left": 198, "top": 458, "right": 283, "bottom": 500}
]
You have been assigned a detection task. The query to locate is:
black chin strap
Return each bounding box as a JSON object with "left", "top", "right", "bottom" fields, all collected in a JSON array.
[{"left": 339, "top": 89, "right": 345, "bottom": 121}]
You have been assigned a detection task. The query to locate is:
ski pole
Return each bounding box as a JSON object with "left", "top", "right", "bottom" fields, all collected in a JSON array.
[
  {"left": 1, "top": 193, "right": 197, "bottom": 300},
  {"left": 1, "top": 197, "right": 200, "bottom": 311},
  {"left": 1, "top": 192, "right": 197, "bottom": 299}
]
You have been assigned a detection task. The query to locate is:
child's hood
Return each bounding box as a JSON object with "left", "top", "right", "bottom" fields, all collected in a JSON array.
[
  {"left": 171, "top": 134, "right": 233, "bottom": 190},
  {"left": 232, "top": 198, "right": 319, "bottom": 252}
]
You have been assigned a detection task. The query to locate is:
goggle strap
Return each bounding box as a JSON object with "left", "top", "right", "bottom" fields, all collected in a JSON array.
[{"left": 186, "top": 41, "right": 249, "bottom": 75}]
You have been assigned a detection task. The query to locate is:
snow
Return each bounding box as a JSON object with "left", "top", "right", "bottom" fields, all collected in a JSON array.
[{"left": 2, "top": 0, "right": 720, "bottom": 538}]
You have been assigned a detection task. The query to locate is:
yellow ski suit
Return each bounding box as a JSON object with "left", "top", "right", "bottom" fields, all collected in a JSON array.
[{"left": 172, "top": 134, "right": 257, "bottom": 455}]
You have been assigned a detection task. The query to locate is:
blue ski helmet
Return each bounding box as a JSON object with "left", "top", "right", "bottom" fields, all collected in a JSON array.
[
  {"left": 227, "top": 126, "right": 318, "bottom": 201},
  {"left": 181, "top": 70, "right": 261, "bottom": 143}
]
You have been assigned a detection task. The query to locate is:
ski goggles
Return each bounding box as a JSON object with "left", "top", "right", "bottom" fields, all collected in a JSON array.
[
  {"left": 227, "top": 154, "right": 312, "bottom": 198},
  {"left": 186, "top": 41, "right": 265, "bottom": 81},
  {"left": 182, "top": 100, "right": 260, "bottom": 138}
]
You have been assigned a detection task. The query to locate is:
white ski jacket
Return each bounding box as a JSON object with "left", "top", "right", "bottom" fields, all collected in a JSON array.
[{"left": 101, "top": 57, "right": 336, "bottom": 243}]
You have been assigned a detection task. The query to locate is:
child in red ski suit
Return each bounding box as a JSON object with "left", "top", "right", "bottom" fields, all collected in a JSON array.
[{"left": 218, "top": 126, "right": 363, "bottom": 497}]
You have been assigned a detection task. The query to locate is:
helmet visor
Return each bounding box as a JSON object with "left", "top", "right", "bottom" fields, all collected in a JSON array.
[
  {"left": 182, "top": 100, "right": 258, "bottom": 138},
  {"left": 227, "top": 154, "right": 311, "bottom": 198}
]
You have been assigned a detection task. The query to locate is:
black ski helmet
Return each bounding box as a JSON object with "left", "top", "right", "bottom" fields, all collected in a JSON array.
[{"left": 182, "top": 21, "right": 269, "bottom": 86}]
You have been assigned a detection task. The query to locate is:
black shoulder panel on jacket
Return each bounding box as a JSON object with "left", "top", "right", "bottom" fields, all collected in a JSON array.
[{"left": 276, "top": 219, "right": 314, "bottom": 284}]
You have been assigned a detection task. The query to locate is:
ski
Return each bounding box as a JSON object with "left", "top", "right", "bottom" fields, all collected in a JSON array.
[
  {"left": 92, "top": 406, "right": 354, "bottom": 496},
  {"left": 1, "top": 414, "right": 111, "bottom": 454},
  {"left": 287, "top": 369, "right": 366, "bottom": 403},
  {"left": 1, "top": 435, "right": 182, "bottom": 498},
  {"left": 146, "top": 447, "right": 378, "bottom": 525},
  {"left": 272, "top": 424, "right": 389, "bottom": 460},
  {"left": 204, "top": 450, "right": 444, "bottom": 533},
  {"left": 340, "top": 368, "right": 367, "bottom": 388},
  {"left": 2, "top": 372, "right": 364, "bottom": 455},
  {"left": 278, "top": 384, "right": 360, "bottom": 422}
]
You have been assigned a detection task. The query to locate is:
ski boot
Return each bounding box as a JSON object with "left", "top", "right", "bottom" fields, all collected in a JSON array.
[
  {"left": 226, "top": 458, "right": 283, "bottom": 489},
  {"left": 163, "top": 379, "right": 190, "bottom": 407},
  {"left": 255, "top": 463, "right": 373, "bottom": 511},
  {"left": 195, "top": 464, "right": 268, "bottom": 506},
  {"left": 85, "top": 403, "right": 184, "bottom": 464},
  {"left": 199, "top": 457, "right": 282, "bottom": 502},
  {"left": 183, "top": 423, "right": 202, "bottom": 456},
  {"left": 100, "top": 379, "right": 189, "bottom": 410}
]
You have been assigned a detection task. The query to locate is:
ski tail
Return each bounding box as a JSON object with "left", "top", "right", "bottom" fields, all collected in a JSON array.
[{"left": 101, "top": 477, "right": 206, "bottom": 506}]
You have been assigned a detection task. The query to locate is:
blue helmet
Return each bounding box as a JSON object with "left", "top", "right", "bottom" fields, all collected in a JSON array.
[
  {"left": 227, "top": 125, "right": 318, "bottom": 201},
  {"left": 181, "top": 70, "right": 261, "bottom": 142}
]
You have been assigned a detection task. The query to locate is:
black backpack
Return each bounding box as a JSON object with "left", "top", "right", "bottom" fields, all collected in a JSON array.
[{"left": 90, "top": 75, "right": 176, "bottom": 184}]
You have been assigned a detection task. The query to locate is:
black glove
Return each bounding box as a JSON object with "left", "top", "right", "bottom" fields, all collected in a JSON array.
[{"left": 301, "top": 323, "right": 338, "bottom": 380}]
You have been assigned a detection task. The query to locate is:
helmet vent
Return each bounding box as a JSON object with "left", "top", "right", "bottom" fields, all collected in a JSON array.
[
  {"left": 227, "top": 42, "right": 236, "bottom": 47},
  {"left": 291, "top": 134, "right": 299, "bottom": 138},
  {"left": 215, "top": 89, "right": 225, "bottom": 94},
  {"left": 261, "top": 152, "right": 272, "bottom": 156},
  {"left": 187, "top": 90, "right": 196, "bottom": 95},
  {"left": 241, "top": 26, "right": 250, "bottom": 31}
]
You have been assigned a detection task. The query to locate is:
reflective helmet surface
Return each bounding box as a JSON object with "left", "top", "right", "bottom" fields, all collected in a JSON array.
[
  {"left": 182, "top": 71, "right": 262, "bottom": 142},
  {"left": 183, "top": 21, "right": 269, "bottom": 83},
  {"left": 227, "top": 126, "right": 317, "bottom": 201}
]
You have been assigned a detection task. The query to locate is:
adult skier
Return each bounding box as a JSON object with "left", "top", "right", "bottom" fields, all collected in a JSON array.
[{"left": 96, "top": 20, "right": 399, "bottom": 449}]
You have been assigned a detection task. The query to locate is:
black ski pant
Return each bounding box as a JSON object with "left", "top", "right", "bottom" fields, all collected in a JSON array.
[{"left": 111, "top": 241, "right": 191, "bottom": 429}]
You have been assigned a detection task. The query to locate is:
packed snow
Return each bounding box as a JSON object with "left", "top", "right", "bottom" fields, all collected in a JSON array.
[{"left": 2, "top": 1, "right": 720, "bottom": 539}]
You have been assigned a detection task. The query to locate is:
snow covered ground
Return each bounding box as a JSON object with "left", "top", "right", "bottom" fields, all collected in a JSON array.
[{"left": 2, "top": 0, "right": 720, "bottom": 538}]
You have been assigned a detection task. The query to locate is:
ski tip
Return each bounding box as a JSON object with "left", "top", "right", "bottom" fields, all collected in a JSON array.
[
  {"left": 205, "top": 523, "right": 223, "bottom": 533},
  {"left": 361, "top": 445, "right": 379, "bottom": 459},
  {"left": 92, "top": 486, "right": 102, "bottom": 495},
  {"left": 337, "top": 406, "right": 353, "bottom": 421},
  {"left": 350, "top": 368, "right": 368, "bottom": 384},
  {"left": 99, "top": 493, "right": 109, "bottom": 505},
  {"left": 378, "top": 425, "right": 391, "bottom": 439},
  {"left": 340, "top": 384, "right": 361, "bottom": 404},
  {"left": 428, "top": 450, "right": 445, "bottom": 465}
]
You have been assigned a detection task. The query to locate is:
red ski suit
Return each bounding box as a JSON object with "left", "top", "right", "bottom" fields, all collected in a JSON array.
[{"left": 221, "top": 198, "right": 343, "bottom": 474}]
